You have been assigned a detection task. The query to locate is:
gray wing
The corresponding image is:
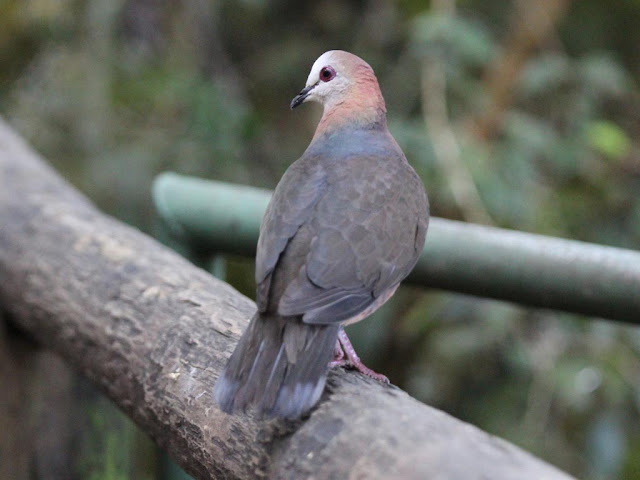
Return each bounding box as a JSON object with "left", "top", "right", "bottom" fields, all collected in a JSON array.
[
  {"left": 277, "top": 154, "right": 429, "bottom": 324},
  {"left": 255, "top": 159, "right": 327, "bottom": 312}
]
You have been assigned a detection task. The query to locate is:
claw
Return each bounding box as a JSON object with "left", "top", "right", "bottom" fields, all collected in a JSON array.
[{"left": 328, "top": 328, "right": 389, "bottom": 383}]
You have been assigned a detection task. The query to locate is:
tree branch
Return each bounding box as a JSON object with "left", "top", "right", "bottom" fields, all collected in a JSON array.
[{"left": 0, "top": 118, "right": 574, "bottom": 479}]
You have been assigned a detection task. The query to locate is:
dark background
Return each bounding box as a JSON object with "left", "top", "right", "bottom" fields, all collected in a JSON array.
[{"left": 1, "top": 1, "right": 639, "bottom": 479}]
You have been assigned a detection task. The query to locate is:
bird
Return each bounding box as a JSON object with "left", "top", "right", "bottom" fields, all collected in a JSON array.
[{"left": 213, "top": 50, "right": 429, "bottom": 419}]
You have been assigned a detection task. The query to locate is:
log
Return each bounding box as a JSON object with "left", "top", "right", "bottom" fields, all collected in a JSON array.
[{"left": 0, "top": 117, "right": 574, "bottom": 480}]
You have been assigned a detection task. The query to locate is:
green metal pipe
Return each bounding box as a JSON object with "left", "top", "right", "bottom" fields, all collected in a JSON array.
[
  {"left": 153, "top": 173, "right": 270, "bottom": 256},
  {"left": 153, "top": 173, "right": 640, "bottom": 324}
]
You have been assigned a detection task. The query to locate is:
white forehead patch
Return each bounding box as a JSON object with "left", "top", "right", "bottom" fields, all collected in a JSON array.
[{"left": 305, "top": 51, "right": 340, "bottom": 87}]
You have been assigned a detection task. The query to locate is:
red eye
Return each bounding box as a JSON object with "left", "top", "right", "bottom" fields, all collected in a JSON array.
[{"left": 319, "top": 66, "right": 336, "bottom": 82}]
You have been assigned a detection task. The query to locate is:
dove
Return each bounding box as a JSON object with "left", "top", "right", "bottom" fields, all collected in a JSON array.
[{"left": 214, "top": 50, "right": 429, "bottom": 419}]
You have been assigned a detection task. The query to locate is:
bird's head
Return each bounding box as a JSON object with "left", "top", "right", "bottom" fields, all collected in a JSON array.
[{"left": 290, "top": 50, "right": 383, "bottom": 113}]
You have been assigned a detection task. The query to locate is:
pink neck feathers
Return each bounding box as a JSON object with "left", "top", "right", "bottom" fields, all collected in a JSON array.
[{"left": 314, "top": 67, "right": 387, "bottom": 140}]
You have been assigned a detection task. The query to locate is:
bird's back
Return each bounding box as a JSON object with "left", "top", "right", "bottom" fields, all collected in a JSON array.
[{"left": 263, "top": 126, "right": 429, "bottom": 325}]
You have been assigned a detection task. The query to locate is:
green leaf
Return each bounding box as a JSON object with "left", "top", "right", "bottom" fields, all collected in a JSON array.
[
  {"left": 578, "top": 54, "right": 631, "bottom": 97},
  {"left": 519, "top": 53, "right": 571, "bottom": 97},
  {"left": 410, "top": 13, "right": 494, "bottom": 66},
  {"left": 586, "top": 121, "right": 631, "bottom": 160}
]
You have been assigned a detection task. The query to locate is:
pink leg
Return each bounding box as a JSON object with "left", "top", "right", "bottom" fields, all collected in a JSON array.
[{"left": 329, "top": 328, "right": 389, "bottom": 384}]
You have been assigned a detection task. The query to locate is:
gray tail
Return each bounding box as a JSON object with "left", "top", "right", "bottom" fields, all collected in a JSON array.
[{"left": 213, "top": 313, "right": 339, "bottom": 419}]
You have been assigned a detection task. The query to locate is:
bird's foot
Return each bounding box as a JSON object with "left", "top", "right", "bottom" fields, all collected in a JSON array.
[
  {"left": 328, "top": 329, "right": 389, "bottom": 384},
  {"left": 332, "top": 341, "right": 345, "bottom": 362},
  {"left": 328, "top": 358, "right": 349, "bottom": 369},
  {"left": 328, "top": 340, "right": 346, "bottom": 368}
]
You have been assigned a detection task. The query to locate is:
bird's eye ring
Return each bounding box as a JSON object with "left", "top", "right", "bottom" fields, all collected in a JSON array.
[{"left": 319, "top": 66, "right": 336, "bottom": 82}]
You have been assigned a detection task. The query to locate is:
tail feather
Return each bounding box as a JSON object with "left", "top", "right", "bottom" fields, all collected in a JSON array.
[{"left": 213, "top": 313, "right": 339, "bottom": 419}]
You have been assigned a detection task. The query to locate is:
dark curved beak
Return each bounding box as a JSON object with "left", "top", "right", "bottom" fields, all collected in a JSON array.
[{"left": 290, "top": 84, "right": 316, "bottom": 110}]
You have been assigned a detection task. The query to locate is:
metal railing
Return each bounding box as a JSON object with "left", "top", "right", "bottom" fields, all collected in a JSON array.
[{"left": 153, "top": 172, "right": 640, "bottom": 324}]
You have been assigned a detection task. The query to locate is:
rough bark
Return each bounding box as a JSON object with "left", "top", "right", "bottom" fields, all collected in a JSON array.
[
  {"left": 0, "top": 315, "right": 162, "bottom": 480},
  {"left": 0, "top": 118, "right": 574, "bottom": 480}
]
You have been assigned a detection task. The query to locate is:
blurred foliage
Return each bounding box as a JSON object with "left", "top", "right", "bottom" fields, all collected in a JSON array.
[{"left": 2, "top": 1, "right": 640, "bottom": 479}]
